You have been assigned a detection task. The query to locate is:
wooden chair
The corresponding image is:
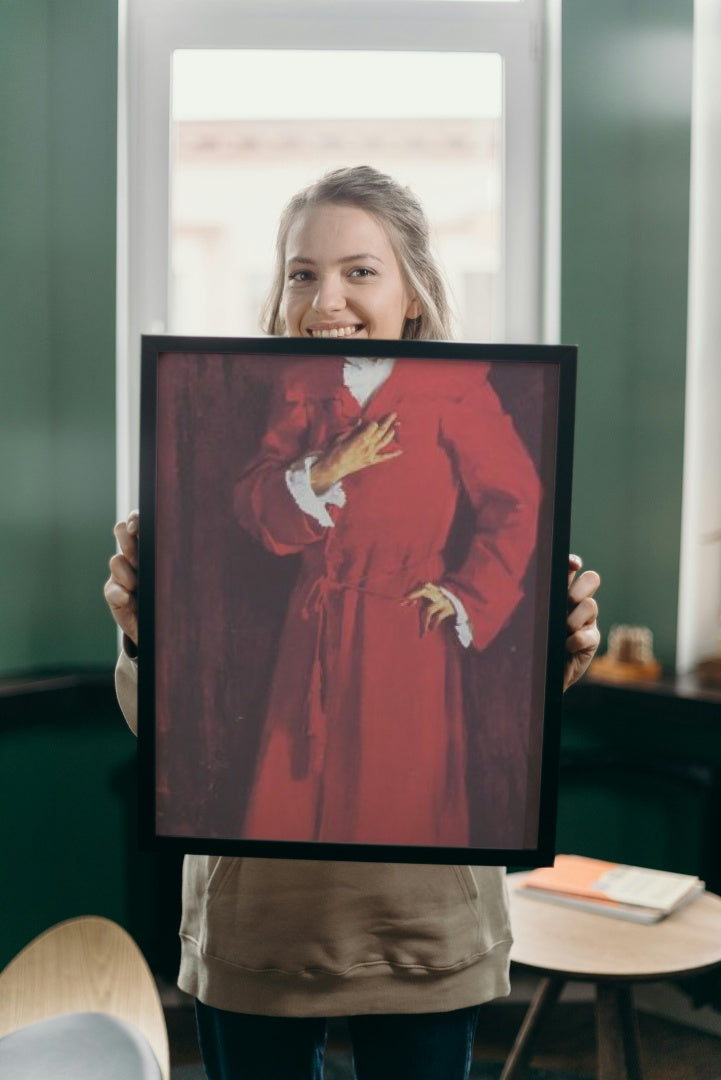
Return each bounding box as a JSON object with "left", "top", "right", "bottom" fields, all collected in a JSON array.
[{"left": 0, "top": 915, "right": 169, "bottom": 1079}]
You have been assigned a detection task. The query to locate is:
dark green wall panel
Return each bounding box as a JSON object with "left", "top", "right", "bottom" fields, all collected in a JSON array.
[
  {"left": 0, "top": 3, "right": 55, "bottom": 669},
  {"left": 0, "top": 700, "right": 133, "bottom": 965},
  {"left": 0, "top": 0, "right": 118, "bottom": 674},
  {"left": 46, "top": 2, "right": 119, "bottom": 667},
  {"left": 0, "top": 684, "right": 183, "bottom": 975},
  {"left": 562, "top": 1, "right": 693, "bottom": 668}
]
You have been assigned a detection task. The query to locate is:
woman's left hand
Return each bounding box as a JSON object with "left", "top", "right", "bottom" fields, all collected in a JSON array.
[
  {"left": 403, "top": 582, "right": 455, "bottom": 636},
  {"left": 565, "top": 554, "right": 601, "bottom": 691}
]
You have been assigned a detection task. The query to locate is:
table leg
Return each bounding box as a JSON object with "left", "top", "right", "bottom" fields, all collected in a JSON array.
[
  {"left": 596, "top": 983, "right": 643, "bottom": 1080},
  {"left": 500, "top": 976, "right": 565, "bottom": 1080}
]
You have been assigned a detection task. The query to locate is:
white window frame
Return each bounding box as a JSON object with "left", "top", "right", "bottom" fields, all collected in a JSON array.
[
  {"left": 676, "top": 0, "right": 721, "bottom": 674},
  {"left": 117, "top": 0, "right": 559, "bottom": 512}
]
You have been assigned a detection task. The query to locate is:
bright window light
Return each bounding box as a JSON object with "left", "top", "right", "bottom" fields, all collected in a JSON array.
[{"left": 170, "top": 50, "right": 504, "bottom": 341}]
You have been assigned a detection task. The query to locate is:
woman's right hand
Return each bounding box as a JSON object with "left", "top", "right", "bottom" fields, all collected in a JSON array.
[
  {"left": 310, "top": 412, "right": 401, "bottom": 494},
  {"left": 103, "top": 510, "right": 139, "bottom": 646}
]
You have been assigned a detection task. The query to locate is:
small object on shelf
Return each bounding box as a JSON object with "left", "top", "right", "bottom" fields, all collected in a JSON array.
[
  {"left": 590, "top": 623, "right": 662, "bottom": 682},
  {"left": 696, "top": 654, "right": 721, "bottom": 689},
  {"left": 516, "top": 854, "right": 705, "bottom": 923},
  {"left": 694, "top": 528, "right": 721, "bottom": 687}
]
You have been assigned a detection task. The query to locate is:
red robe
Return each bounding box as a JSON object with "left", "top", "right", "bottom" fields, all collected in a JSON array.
[{"left": 234, "top": 358, "right": 541, "bottom": 848}]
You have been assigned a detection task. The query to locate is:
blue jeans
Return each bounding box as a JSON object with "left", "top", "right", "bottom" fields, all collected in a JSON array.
[{"left": 195, "top": 1000, "right": 481, "bottom": 1080}]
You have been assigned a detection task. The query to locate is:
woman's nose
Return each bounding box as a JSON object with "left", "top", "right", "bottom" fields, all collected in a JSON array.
[{"left": 312, "top": 274, "right": 345, "bottom": 314}]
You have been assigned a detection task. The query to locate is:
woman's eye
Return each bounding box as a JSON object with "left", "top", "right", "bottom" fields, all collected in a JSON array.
[
  {"left": 349, "top": 267, "right": 375, "bottom": 279},
  {"left": 288, "top": 270, "right": 313, "bottom": 283}
]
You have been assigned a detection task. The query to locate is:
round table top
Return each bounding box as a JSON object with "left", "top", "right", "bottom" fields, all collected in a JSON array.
[{"left": 508, "top": 872, "right": 721, "bottom": 981}]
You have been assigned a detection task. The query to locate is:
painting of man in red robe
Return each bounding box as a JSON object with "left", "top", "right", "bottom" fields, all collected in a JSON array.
[{"left": 151, "top": 347, "right": 561, "bottom": 856}]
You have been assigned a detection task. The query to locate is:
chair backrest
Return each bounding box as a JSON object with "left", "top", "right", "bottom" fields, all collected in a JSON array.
[{"left": 0, "top": 915, "right": 170, "bottom": 1080}]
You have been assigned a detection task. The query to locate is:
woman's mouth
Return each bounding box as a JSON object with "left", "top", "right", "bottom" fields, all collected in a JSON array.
[{"left": 307, "top": 324, "right": 364, "bottom": 339}]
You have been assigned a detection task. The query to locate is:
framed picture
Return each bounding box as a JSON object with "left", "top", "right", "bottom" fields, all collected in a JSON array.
[{"left": 138, "top": 336, "right": 576, "bottom": 865}]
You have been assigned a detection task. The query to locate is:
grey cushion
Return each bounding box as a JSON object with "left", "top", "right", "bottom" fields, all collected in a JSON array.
[{"left": 0, "top": 1011, "right": 162, "bottom": 1079}]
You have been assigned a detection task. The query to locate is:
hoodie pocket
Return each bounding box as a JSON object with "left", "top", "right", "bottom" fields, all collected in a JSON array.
[{"left": 182, "top": 857, "right": 509, "bottom": 975}]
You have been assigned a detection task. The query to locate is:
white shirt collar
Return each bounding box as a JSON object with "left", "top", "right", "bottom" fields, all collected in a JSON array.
[{"left": 342, "top": 356, "right": 395, "bottom": 406}]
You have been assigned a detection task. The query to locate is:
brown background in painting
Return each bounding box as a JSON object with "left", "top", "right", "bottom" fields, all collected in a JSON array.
[{"left": 153, "top": 352, "right": 559, "bottom": 850}]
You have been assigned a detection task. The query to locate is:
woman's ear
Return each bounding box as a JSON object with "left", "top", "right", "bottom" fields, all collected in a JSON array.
[{"left": 406, "top": 296, "right": 422, "bottom": 320}]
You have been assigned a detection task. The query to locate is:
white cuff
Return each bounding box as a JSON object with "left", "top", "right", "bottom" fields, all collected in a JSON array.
[
  {"left": 285, "top": 455, "right": 346, "bottom": 528},
  {"left": 439, "top": 586, "right": 473, "bottom": 648}
]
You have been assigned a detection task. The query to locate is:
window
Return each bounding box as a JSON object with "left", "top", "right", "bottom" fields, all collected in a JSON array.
[
  {"left": 118, "top": 0, "right": 557, "bottom": 509},
  {"left": 169, "top": 49, "right": 503, "bottom": 340}
]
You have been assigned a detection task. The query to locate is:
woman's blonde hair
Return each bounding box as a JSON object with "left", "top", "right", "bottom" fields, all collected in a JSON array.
[{"left": 262, "top": 165, "right": 454, "bottom": 341}]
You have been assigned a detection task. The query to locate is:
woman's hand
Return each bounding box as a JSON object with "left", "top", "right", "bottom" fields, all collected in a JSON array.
[
  {"left": 103, "top": 510, "right": 139, "bottom": 646},
  {"left": 403, "top": 582, "right": 455, "bottom": 636},
  {"left": 310, "top": 412, "right": 401, "bottom": 494},
  {"left": 564, "top": 554, "right": 601, "bottom": 691}
]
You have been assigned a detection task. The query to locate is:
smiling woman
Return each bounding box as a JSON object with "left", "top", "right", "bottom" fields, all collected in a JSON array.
[
  {"left": 263, "top": 168, "right": 453, "bottom": 342},
  {"left": 282, "top": 206, "right": 421, "bottom": 341}
]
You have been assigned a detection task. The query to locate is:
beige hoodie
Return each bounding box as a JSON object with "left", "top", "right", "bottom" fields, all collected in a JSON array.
[{"left": 116, "top": 650, "right": 512, "bottom": 1016}]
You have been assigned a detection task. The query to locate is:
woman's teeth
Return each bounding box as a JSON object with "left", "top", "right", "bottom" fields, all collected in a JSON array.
[{"left": 310, "top": 325, "right": 360, "bottom": 338}]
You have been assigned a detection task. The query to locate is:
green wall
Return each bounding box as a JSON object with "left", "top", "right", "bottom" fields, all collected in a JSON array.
[
  {"left": 563, "top": 0, "right": 693, "bottom": 669},
  {"left": 0, "top": 0, "right": 118, "bottom": 675}
]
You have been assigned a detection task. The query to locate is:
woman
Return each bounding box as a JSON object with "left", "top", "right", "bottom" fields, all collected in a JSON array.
[{"left": 105, "top": 166, "right": 601, "bottom": 1080}]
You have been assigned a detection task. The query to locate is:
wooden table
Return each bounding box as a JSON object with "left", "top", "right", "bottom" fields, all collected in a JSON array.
[{"left": 503, "top": 873, "right": 721, "bottom": 1080}]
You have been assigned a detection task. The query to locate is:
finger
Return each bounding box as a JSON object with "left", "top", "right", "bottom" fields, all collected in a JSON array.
[
  {"left": 367, "top": 448, "right": 403, "bottom": 467},
  {"left": 351, "top": 421, "right": 386, "bottom": 453},
  {"left": 568, "top": 569, "right": 601, "bottom": 607},
  {"left": 113, "top": 519, "right": 139, "bottom": 568},
  {"left": 422, "top": 599, "right": 443, "bottom": 635},
  {"left": 403, "top": 583, "right": 440, "bottom": 603},
  {"left": 566, "top": 594, "right": 599, "bottom": 634},
  {"left": 566, "top": 624, "right": 601, "bottom": 657},
  {"left": 428, "top": 601, "right": 455, "bottom": 632},
  {"left": 103, "top": 577, "right": 134, "bottom": 613},
  {"left": 373, "top": 424, "right": 400, "bottom": 452},
  {"left": 103, "top": 579, "right": 139, "bottom": 641},
  {"left": 422, "top": 598, "right": 455, "bottom": 634},
  {"left": 359, "top": 419, "right": 379, "bottom": 440},
  {"left": 108, "top": 552, "right": 137, "bottom": 592},
  {"left": 376, "top": 412, "right": 398, "bottom": 438},
  {"left": 565, "top": 557, "right": 582, "bottom": 591},
  {"left": 356, "top": 416, "right": 397, "bottom": 455}
]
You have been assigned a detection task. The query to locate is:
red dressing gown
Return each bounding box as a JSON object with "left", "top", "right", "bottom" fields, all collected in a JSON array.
[{"left": 234, "top": 358, "right": 541, "bottom": 848}]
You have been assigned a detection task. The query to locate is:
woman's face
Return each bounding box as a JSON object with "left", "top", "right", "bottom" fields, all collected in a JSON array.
[{"left": 281, "top": 203, "right": 421, "bottom": 341}]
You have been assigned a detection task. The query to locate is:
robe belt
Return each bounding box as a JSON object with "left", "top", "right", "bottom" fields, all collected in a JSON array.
[{"left": 298, "top": 558, "right": 443, "bottom": 779}]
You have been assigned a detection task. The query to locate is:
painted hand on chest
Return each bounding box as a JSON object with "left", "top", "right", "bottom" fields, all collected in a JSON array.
[{"left": 309, "top": 411, "right": 402, "bottom": 495}]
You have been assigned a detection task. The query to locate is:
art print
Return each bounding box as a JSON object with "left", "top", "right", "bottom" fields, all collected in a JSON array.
[{"left": 138, "top": 336, "right": 575, "bottom": 864}]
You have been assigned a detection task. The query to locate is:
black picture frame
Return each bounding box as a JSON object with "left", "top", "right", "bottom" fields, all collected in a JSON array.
[{"left": 138, "top": 335, "right": 576, "bottom": 865}]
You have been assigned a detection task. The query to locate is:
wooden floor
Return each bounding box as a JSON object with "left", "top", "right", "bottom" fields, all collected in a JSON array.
[
  {"left": 474, "top": 1000, "right": 721, "bottom": 1079},
  {"left": 166, "top": 996, "right": 721, "bottom": 1078}
]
